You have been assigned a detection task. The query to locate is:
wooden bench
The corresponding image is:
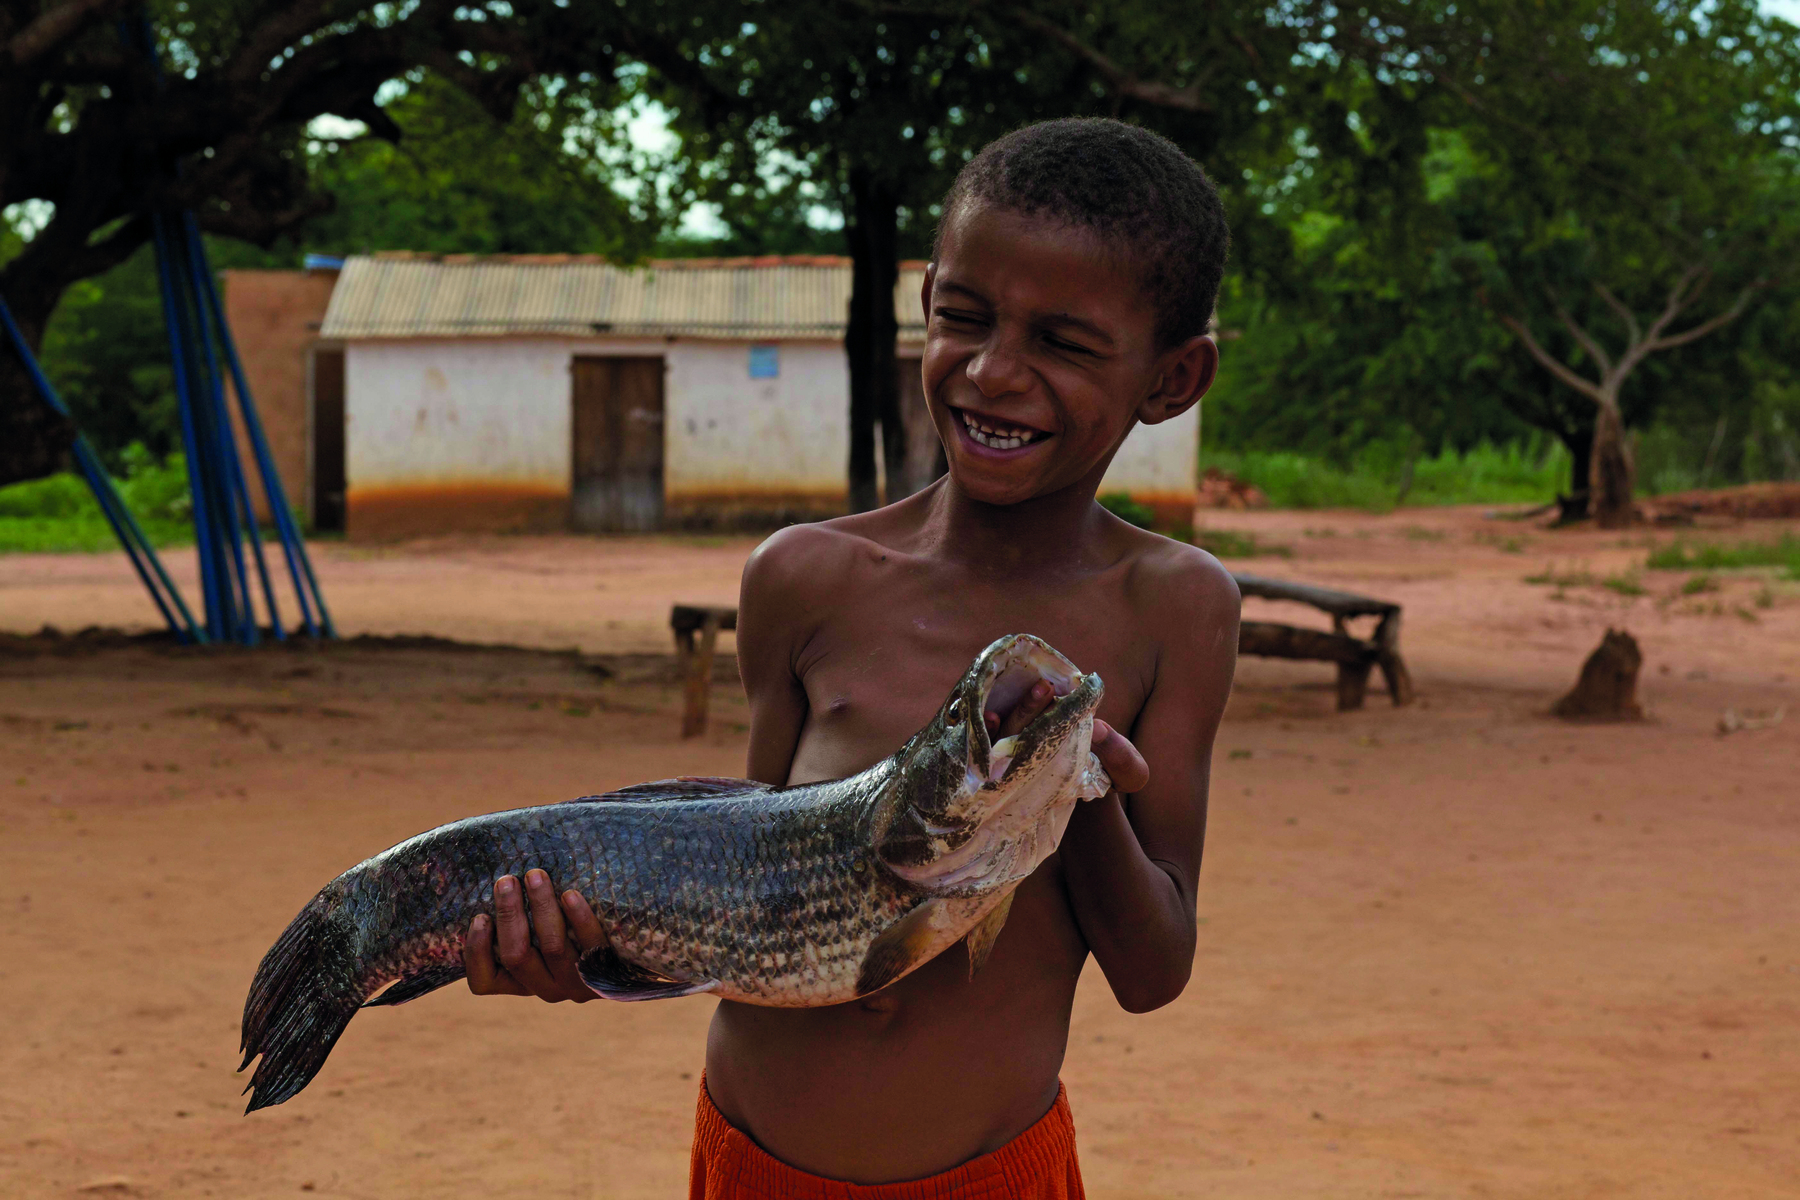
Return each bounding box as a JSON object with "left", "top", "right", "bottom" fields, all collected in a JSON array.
[
  {"left": 671, "top": 604, "right": 738, "bottom": 738},
  {"left": 1234, "top": 573, "right": 1413, "bottom": 711},
  {"left": 671, "top": 575, "right": 1412, "bottom": 734}
]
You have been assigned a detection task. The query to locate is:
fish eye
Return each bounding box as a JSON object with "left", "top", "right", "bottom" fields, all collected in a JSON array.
[{"left": 946, "top": 697, "right": 964, "bottom": 725}]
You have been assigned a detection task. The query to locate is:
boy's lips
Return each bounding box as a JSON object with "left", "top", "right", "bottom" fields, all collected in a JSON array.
[{"left": 951, "top": 406, "right": 1053, "bottom": 453}]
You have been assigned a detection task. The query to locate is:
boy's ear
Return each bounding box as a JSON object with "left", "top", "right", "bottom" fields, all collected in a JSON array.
[
  {"left": 921, "top": 263, "right": 936, "bottom": 323},
  {"left": 1137, "top": 334, "right": 1219, "bottom": 427}
]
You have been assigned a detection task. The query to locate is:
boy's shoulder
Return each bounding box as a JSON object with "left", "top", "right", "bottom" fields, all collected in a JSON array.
[{"left": 742, "top": 502, "right": 1240, "bottom": 624}]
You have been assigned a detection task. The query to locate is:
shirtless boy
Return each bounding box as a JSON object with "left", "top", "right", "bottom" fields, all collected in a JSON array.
[{"left": 463, "top": 117, "right": 1241, "bottom": 1196}]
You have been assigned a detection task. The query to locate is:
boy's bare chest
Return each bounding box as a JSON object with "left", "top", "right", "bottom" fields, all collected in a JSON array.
[{"left": 786, "top": 562, "right": 1151, "bottom": 784}]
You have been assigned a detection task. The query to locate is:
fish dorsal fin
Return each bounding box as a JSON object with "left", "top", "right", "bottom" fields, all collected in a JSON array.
[
  {"left": 963, "top": 892, "right": 1016, "bottom": 980},
  {"left": 574, "top": 777, "right": 767, "bottom": 803},
  {"left": 576, "top": 946, "right": 718, "bottom": 1002},
  {"left": 855, "top": 898, "right": 947, "bottom": 997}
]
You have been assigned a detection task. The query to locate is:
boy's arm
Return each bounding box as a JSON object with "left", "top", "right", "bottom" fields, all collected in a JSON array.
[
  {"left": 1059, "top": 552, "right": 1239, "bottom": 1012},
  {"left": 736, "top": 527, "right": 818, "bottom": 787}
]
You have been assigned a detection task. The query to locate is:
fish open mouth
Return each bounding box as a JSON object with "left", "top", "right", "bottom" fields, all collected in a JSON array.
[{"left": 969, "top": 635, "right": 1098, "bottom": 783}]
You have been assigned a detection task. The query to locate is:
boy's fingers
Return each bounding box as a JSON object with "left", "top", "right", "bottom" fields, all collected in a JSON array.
[
  {"left": 524, "top": 870, "right": 570, "bottom": 958},
  {"left": 991, "top": 680, "right": 1054, "bottom": 739},
  {"left": 492, "top": 875, "right": 562, "bottom": 1000},
  {"left": 1091, "top": 719, "right": 1150, "bottom": 793},
  {"left": 463, "top": 914, "right": 527, "bottom": 996},
  {"left": 525, "top": 870, "right": 593, "bottom": 1002},
  {"left": 561, "top": 889, "right": 609, "bottom": 953}
]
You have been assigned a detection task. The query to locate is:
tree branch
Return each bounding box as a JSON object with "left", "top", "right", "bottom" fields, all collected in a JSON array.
[
  {"left": 1495, "top": 313, "right": 1607, "bottom": 406},
  {"left": 1546, "top": 288, "right": 1612, "bottom": 375},
  {"left": 1644, "top": 282, "right": 1768, "bottom": 353},
  {"left": 1590, "top": 284, "right": 1641, "bottom": 347},
  {"left": 1003, "top": 5, "right": 1214, "bottom": 113},
  {"left": 5, "top": 0, "right": 134, "bottom": 67}
]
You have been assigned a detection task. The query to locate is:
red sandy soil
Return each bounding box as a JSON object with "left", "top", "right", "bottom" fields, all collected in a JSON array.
[{"left": 2, "top": 508, "right": 1797, "bottom": 1199}]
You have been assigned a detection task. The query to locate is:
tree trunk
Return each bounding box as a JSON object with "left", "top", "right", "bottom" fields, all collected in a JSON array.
[
  {"left": 843, "top": 166, "right": 902, "bottom": 513},
  {"left": 0, "top": 297, "right": 75, "bottom": 486},
  {"left": 1554, "top": 424, "right": 1593, "bottom": 522},
  {"left": 1589, "top": 398, "right": 1637, "bottom": 529}
]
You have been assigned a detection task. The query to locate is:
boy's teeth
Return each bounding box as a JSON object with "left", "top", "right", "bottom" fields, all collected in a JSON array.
[{"left": 961, "top": 411, "right": 1040, "bottom": 450}]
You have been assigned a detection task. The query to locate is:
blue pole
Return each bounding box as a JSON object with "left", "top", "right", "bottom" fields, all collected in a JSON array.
[
  {"left": 191, "top": 217, "right": 332, "bottom": 638},
  {"left": 185, "top": 218, "right": 288, "bottom": 641},
  {"left": 0, "top": 293, "right": 203, "bottom": 642},
  {"left": 152, "top": 213, "right": 226, "bottom": 637},
  {"left": 179, "top": 225, "right": 260, "bottom": 644}
]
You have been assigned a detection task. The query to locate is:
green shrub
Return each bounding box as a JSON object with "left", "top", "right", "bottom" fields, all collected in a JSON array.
[
  {"left": 1098, "top": 492, "right": 1159, "bottom": 529},
  {"left": 0, "top": 446, "right": 193, "bottom": 554},
  {"left": 1200, "top": 441, "right": 1569, "bottom": 512}
]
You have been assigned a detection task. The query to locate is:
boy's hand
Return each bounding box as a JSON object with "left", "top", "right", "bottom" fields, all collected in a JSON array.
[
  {"left": 986, "top": 682, "right": 1149, "bottom": 794},
  {"left": 463, "top": 869, "right": 608, "bottom": 1002}
]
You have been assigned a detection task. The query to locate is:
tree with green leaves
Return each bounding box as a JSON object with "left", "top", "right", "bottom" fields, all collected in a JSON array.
[
  {"left": 1405, "top": 0, "right": 1800, "bottom": 525},
  {"left": 0, "top": 0, "right": 613, "bottom": 486}
]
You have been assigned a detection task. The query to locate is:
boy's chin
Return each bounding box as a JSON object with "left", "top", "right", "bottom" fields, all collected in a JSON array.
[{"left": 947, "top": 455, "right": 1085, "bottom": 508}]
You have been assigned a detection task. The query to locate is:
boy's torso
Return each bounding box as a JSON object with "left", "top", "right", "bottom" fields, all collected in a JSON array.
[{"left": 705, "top": 496, "right": 1185, "bottom": 1184}]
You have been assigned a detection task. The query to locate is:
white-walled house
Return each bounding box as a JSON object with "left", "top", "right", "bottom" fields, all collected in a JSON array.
[{"left": 309, "top": 252, "right": 1200, "bottom": 538}]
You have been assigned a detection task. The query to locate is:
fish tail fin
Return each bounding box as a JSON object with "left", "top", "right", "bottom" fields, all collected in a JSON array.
[{"left": 239, "top": 892, "right": 367, "bottom": 1113}]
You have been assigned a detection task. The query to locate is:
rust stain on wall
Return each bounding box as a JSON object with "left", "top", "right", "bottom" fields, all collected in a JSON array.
[
  {"left": 348, "top": 483, "right": 569, "bottom": 541},
  {"left": 1120, "top": 491, "right": 1201, "bottom": 529},
  {"left": 664, "top": 486, "right": 847, "bottom": 530}
]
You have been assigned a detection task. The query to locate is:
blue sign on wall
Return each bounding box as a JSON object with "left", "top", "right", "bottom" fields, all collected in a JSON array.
[{"left": 748, "top": 344, "right": 780, "bottom": 379}]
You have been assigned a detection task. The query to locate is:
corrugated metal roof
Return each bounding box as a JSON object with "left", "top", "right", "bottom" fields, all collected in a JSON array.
[{"left": 320, "top": 253, "right": 930, "bottom": 342}]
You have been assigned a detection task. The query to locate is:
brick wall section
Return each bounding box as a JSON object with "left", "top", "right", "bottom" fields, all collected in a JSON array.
[{"left": 222, "top": 269, "right": 337, "bottom": 523}]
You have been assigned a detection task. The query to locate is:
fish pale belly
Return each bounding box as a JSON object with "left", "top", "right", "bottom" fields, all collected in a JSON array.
[{"left": 688, "top": 893, "right": 1001, "bottom": 1006}]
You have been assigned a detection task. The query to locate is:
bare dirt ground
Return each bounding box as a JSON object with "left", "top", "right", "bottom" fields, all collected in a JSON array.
[{"left": 2, "top": 508, "right": 1797, "bottom": 1199}]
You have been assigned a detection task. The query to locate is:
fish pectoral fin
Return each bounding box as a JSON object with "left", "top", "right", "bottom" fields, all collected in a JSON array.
[
  {"left": 855, "top": 899, "right": 946, "bottom": 997},
  {"left": 963, "top": 893, "right": 1015, "bottom": 980},
  {"left": 577, "top": 777, "right": 769, "bottom": 803},
  {"left": 576, "top": 946, "right": 716, "bottom": 1003},
  {"left": 362, "top": 963, "right": 466, "bottom": 1008}
]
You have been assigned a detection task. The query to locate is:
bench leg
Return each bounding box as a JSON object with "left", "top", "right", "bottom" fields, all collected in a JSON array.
[
  {"left": 1336, "top": 660, "right": 1373, "bottom": 711},
  {"left": 1378, "top": 652, "right": 1415, "bottom": 706},
  {"left": 680, "top": 614, "right": 721, "bottom": 738}
]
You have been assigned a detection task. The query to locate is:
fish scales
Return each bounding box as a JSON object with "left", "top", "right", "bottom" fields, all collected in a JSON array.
[{"left": 240, "top": 634, "right": 1113, "bottom": 1111}]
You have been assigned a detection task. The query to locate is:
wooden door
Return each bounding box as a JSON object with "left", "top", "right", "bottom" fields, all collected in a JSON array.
[{"left": 571, "top": 356, "right": 665, "bottom": 531}]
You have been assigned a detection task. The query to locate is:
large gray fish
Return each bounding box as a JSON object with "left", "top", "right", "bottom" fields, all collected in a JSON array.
[{"left": 239, "top": 634, "right": 1110, "bottom": 1111}]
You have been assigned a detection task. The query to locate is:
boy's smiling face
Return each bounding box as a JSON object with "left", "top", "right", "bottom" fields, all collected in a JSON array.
[{"left": 921, "top": 199, "right": 1217, "bottom": 508}]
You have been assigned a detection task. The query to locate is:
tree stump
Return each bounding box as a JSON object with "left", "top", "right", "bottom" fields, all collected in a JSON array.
[{"left": 1552, "top": 628, "right": 1645, "bottom": 720}]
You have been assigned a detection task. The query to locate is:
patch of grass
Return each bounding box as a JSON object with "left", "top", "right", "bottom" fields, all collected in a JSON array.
[
  {"left": 1191, "top": 528, "right": 1291, "bottom": 559},
  {"left": 1602, "top": 571, "right": 1646, "bottom": 596},
  {"left": 1525, "top": 565, "right": 1595, "bottom": 588},
  {"left": 1645, "top": 534, "right": 1800, "bottom": 579},
  {"left": 1474, "top": 530, "right": 1529, "bottom": 553},
  {"left": 1401, "top": 525, "right": 1447, "bottom": 542},
  {"left": 1755, "top": 585, "right": 1776, "bottom": 609},
  {"left": 1681, "top": 573, "right": 1720, "bottom": 596},
  {"left": 1201, "top": 440, "right": 1569, "bottom": 512},
  {"left": 0, "top": 445, "right": 194, "bottom": 554}
]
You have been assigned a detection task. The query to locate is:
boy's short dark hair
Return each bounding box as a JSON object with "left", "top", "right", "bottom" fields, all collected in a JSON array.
[{"left": 934, "top": 117, "right": 1230, "bottom": 349}]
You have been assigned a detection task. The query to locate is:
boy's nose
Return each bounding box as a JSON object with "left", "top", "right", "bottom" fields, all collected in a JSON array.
[{"left": 966, "top": 336, "right": 1032, "bottom": 399}]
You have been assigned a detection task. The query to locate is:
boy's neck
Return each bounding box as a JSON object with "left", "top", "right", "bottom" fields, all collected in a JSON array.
[{"left": 918, "top": 473, "right": 1111, "bottom": 576}]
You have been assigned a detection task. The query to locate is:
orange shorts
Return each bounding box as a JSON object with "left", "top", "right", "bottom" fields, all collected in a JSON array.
[{"left": 688, "top": 1078, "right": 1086, "bottom": 1200}]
